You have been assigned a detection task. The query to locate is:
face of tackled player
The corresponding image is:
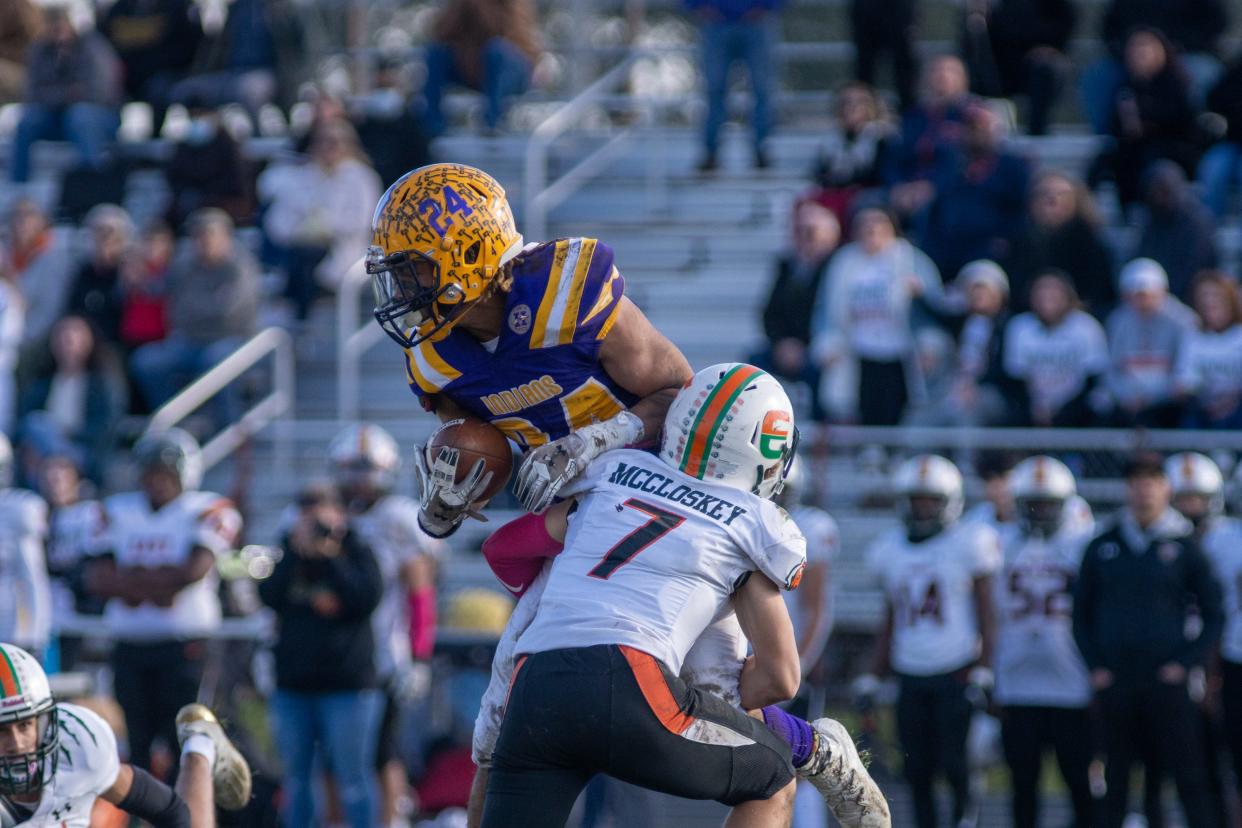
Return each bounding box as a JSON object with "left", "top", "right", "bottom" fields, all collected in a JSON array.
[{"left": 0, "top": 714, "right": 55, "bottom": 799}]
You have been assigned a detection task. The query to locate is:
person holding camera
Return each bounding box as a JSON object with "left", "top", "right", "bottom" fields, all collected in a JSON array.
[{"left": 258, "top": 483, "right": 383, "bottom": 828}]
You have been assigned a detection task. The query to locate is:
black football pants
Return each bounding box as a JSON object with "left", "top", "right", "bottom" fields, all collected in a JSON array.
[
  {"left": 1001, "top": 705, "right": 1097, "bottom": 828},
  {"left": 481, "top": 644, "right": 794, "bottom": 828}
]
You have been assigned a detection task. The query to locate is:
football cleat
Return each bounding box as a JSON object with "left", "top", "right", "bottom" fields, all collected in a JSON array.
[
  {"left": 175, "top": 704, "right": 252, "bottom": 811},
  {"left": 798, "top": 717, "right": 891, "bottom": 828}
]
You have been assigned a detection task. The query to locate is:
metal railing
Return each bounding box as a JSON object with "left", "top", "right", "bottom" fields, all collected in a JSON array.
[
  {"left": 336, "top": 260, "right": 387, "bottom": 422},
  {"left": 146, "top": 327, "right": 296, "bottom": 472},
  {"left": 808, "top": 424, "right": 1242, "bottom": 508},
  {"left": 524, "top": 50, "right": 667, "bottom": 242}
]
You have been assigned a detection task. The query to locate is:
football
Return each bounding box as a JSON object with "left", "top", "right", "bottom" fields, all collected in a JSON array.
[{"left": 427, "top": 418, "right": 514, "bottom": 501}]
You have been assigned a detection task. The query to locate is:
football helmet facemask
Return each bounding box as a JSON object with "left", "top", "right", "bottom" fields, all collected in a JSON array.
[
  {"left": 1166, "top": 452, "right": 1224, "bottom": 527},
  {"left": 329, "top": 423, "right": 400, "bottom": 493},
  {"left": 0, "top": 644, "right": 58, "bottom": 797},
  {"left": 368, "top": 163, "right": 524, "bottom": 349},
  {"left": 134, "top": 427, "right": 203, "bottom": 491},
  {"left": 1010, "top": 455, "right": 1076, "bottom": 538},
  {"left": 893, "top": 454, "right": 963, "bottom": 539}
]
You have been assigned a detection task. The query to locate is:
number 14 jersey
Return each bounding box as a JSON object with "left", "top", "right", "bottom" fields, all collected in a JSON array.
[
  {"left": 867, "top": 521, "right": 1002, "bottom": 676},
  {"left": 515, "top": 449, "right": 807, "bottom": 674}
]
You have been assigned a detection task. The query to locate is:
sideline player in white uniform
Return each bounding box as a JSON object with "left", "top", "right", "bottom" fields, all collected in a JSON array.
[
  {"left": 83, "top": 429, "right": 243, "bottom": 773},
  {"left": 480, "top": 364, "right": 889, "bottom": 828},
  {"left": 328, "top": 423, "right": 444, "bottom": 828},
  {"left": 774, "top": 459, "right": 838, "bottom": 828},
  {"left": 993, "top": 456, "right": 1096, "bottom": 828},
  {"left": 0, "top": 436, "right": 52, "bottom": 656},
  {"left": 0, "top": 642, "right": 250, "bottom": 828},
  {"left": 856, "top": 455, "right": 1000, "bottom": 828},
  {"left": 1167, "top": 452, "right": 1242, "bottom": 811}
]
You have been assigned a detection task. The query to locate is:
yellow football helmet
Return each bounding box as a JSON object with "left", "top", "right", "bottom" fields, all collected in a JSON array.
[{"left": 368, "top": 163, "right": 524, "bottom": 347}]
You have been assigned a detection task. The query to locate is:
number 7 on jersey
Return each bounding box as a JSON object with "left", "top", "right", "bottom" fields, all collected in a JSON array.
[{"left": 589, "top": 498, "right": 685, "bottom": 580}]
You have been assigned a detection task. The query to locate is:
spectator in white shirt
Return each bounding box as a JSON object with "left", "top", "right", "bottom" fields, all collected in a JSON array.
[
  {"left": 1003, "top": 270, "right": 1109, "bottom": 426},
  {"left": 259, "top": 117, "right": 382, "bottom": 323},
  {"left": 1175, "top": 272, "right": 1242, "bottom": 429},
  {"left": 811, "top": 207, "right": 941, "bottom": 424}
]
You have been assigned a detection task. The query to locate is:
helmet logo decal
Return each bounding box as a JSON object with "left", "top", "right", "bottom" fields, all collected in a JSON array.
[
  {"left": 679, "top": 364, "right": 765, "bottom": 479},
  {"left": 758, "top": 410, "right": 792, "bottom": 460}
]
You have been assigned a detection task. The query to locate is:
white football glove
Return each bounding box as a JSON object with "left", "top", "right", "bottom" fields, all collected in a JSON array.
[
  {"left": 414, "top": 440, "right": 494, "bottom": 537},
  {"left": 390, "top": 661, "right": 432, "bottom": 704},
  {"left": 515, "top": 411, "right": 644, "bottom": 514}
]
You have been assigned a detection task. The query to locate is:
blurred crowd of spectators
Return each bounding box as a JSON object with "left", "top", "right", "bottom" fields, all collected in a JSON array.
[{"left": 753, "top": 12, "right": 1242, "bottom": 432}]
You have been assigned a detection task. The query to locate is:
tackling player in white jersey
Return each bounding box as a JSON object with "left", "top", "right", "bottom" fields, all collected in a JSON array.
[
  {"left": 0, "top": 642, "right": 250, "bottom": 828},
  {"left": 0, "top": 436, "right": 52, "bottom": 656},
  {"left": 480, "top": 364, "right": 888, "bottom": 828},
  {"left": 857, "top": 454, "right": 1000, "bottom": 828},
  {"left": 1167, "top": 451, "right": 1242, "bottom": 810},
  {"left": 992, "top": 456, "right": 1096, "bottom": 828},
  {"left": 328, "top": 423, "right": 444, "bottom": 828}
]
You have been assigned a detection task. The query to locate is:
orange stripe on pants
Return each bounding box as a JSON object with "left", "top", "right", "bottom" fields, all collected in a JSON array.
[{"left": 619, "top": 646, "right": 695, "bottom": 735}]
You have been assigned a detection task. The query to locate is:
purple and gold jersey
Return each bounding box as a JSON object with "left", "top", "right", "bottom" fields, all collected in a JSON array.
[{"left": 403, "top": 238, "right": 638, "bottom": 448}]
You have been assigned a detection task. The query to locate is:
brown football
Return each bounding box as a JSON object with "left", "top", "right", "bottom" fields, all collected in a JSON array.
[{"left": 427, "top": 418, "right": 514, "bottom": 501}]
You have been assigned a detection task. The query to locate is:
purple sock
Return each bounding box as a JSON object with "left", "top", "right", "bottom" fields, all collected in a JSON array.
[{"left": 761, "top": 706, "right": 815, "bottom": 767}]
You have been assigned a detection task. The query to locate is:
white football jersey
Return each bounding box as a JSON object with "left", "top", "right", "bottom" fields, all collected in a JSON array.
[
  {"left": 1202, "top": 517, "right": 1242, "bottom": 664},
  {"left": 868, "top": 520, "right": 1002, "bottom": 676},
  {"left": 993, "top": 518, "right": 1094, "bottom": 708},
  {"left": 1004, "top": 310, "right": 1108, "bottom": 414},
  {"left": 96, "top": 490, "right": 242, "bottom": 640},
  {"left": 784, "top": 505, "right": 838, "bottom": 643},
  {"left": 516, "top": 449, "right": 807, "bottom": 674},
  {"left": 351, "top": 494, "right": 444, "bottom": 678},
  {"left": 0, "top": 488, "right": 51, "bottom": 651},
  {"left": 1175, "top": 326, "right": 1242, "bottom": 402},
  {"left": 1, "top": 703, "right": 120, "bottom": 827}
]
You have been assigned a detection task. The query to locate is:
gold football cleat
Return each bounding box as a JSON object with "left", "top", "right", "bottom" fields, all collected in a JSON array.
[{"left": 175, "top": 703, "right": 253, "bottom": 811}]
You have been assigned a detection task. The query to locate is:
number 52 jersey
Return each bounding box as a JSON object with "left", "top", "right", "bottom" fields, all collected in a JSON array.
[{"left": 515, "top": 449, "right": 808, "bottom": 674}]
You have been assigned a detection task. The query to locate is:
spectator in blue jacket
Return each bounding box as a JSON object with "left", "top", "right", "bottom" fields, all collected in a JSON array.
[
  {"left": 886, "top": 54, "right": 975, "bottom": 233},
  {"left": 685, "top": 0, "right": 783, "bottom": 172},
  {"left": 921, "top": 103, "right": 1032, "bottom": 282}
]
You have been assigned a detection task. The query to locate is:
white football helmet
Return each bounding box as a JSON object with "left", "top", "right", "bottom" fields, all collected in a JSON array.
[
  {"left": 134, "top": 427, "right": 203, "bottom": 490},
  {"left": 1166, "top": 452, "right": 1224, "bottom": 523},
  {"left": 0, "top": 643, "right": 58, "bottom": 795},
  {"left": 329, "top": 423, "right": 400, "bottom": 492},
  {"left": 660, "top": 363, "right": 798, "bottom": 499},
  {"left": 892, "top": 454, "right": 964, "bottom": 537},
  {"left": 1010, "top": 455, "right": 1076, "bottom": 537}
]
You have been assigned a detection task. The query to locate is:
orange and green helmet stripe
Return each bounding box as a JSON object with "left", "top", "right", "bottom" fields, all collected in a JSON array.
[
  {"left": 679, "top": 364, "right": 765, "bottom": 479},
  {"left": 0, "top": 647, "right": 22, "bottom": 697}
]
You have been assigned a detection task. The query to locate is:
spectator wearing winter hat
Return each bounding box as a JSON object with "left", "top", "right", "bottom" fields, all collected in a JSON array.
[
  {"left": 1102, "top": 259, "right": 1196, "bottom": 428},
  {"left": 907, "top": 260, "right": 1026, "bottom": 427}
]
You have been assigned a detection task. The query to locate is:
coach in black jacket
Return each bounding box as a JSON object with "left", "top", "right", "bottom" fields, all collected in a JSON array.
[{"left": 1072, "top": 452, "right": 1222, "bottom": 828}]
